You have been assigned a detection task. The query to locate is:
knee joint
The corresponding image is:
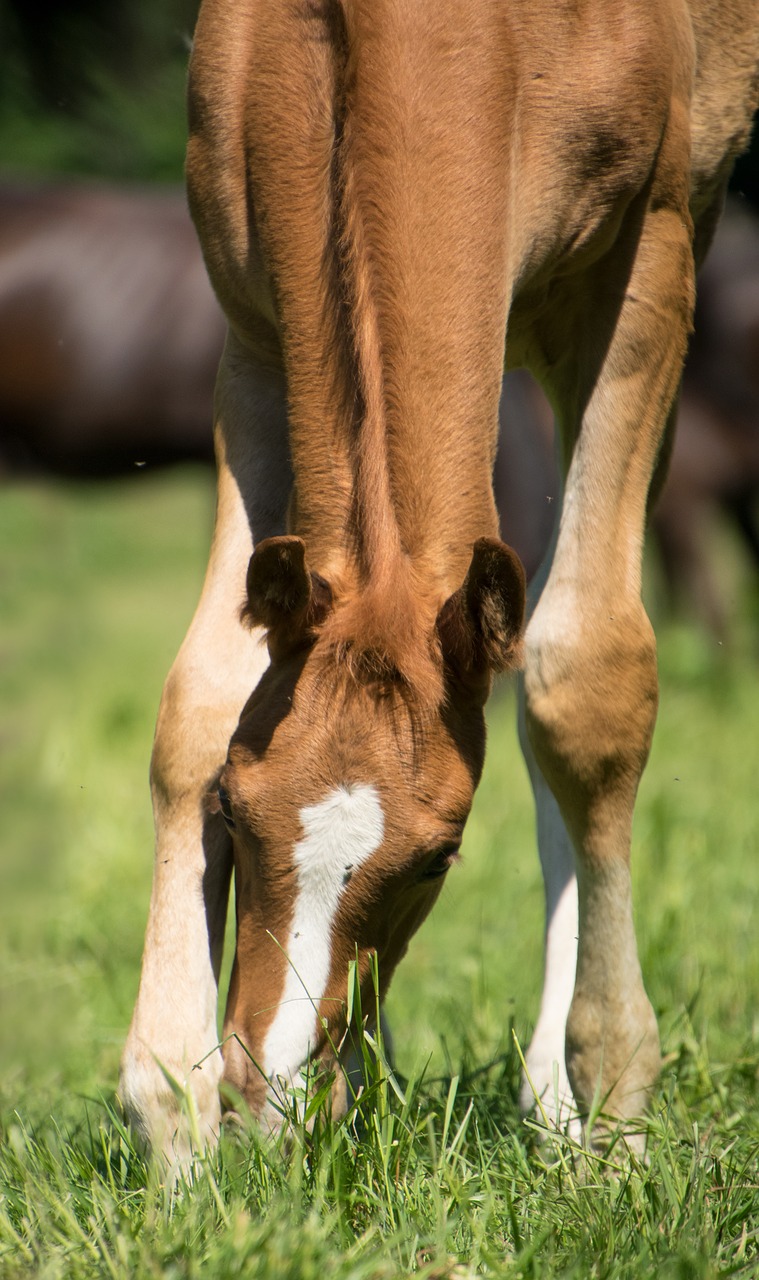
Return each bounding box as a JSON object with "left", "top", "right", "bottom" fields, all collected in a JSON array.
[
  {"left": 150, "top": 666, "right": 230, "bottom": 811},
  {"left": 524, "top": 606, "right": 658, "bottom": 818}
]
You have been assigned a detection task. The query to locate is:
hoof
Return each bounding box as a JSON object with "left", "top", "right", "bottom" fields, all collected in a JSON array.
[{"left": 118, "top": 1043, "right": 223, "bottom": 1166}]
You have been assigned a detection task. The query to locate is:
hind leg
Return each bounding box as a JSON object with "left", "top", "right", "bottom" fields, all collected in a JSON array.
[
  {"left": 513, "top": 507, "right": 580, "bottom": 1133},
  {"left": 518, "top": 711, "right": 581, "bottom": 1134},
  {"left": 119, "top": 333, "right": 290, "bottom": 1162},
  {"left": 522, "top": 200, "right": 695, "bottom": 1144}
]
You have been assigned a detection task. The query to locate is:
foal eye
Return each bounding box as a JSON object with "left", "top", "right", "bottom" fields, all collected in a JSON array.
[
  {"left": 420, "top": 846, "right": 460, "bottom": 881},
  {"left": 217, "top": 784, "right": 236, "bottom": 829}
]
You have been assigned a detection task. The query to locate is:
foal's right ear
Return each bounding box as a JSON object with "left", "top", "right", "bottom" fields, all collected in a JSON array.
[{"left": 242, "top": 536, "right": 333, "bottom": 657}]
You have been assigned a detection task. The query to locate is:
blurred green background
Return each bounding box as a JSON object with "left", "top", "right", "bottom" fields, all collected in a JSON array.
[{"left": 0, "top": 0, "right": 197, "bottom": 181}]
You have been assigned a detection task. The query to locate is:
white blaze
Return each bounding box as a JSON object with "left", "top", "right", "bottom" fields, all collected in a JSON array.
[{"left": 262, "top": 783, "right": 385, "bottom": 1084}]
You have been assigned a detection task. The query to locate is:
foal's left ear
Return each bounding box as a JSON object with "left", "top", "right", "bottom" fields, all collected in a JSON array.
[
  {"left": 437, "top": 537, "right": 526, "bottom": 683},
  {"left": 242, "top": 535, "right": 333, "bottom": 657}
]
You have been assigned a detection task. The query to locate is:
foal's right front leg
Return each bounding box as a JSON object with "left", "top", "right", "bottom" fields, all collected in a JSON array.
[{"left": 119, "top": 340, "right": 290, "bottom": 1163}]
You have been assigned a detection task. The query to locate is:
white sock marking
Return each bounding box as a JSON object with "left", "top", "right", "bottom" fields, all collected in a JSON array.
[
  {"left": 518, "top": 687, "right": 579, "bottom": 1129},
  {"left": 262, "top": 783, "right": 385, "bottom": 1085}
]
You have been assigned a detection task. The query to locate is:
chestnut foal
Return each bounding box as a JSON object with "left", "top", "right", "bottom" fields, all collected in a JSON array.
[{"left": 120, "top": 0, "right": 759, "bottom": 1160}]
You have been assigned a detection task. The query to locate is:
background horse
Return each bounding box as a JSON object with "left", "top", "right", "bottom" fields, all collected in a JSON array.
[{"left": 4, "top": 180, "right": 759, "bottom": 647}]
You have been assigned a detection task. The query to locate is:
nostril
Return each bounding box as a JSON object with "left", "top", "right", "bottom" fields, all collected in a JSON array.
[
  {"left": 220, "top": 1106, "right": 245, "bottom": 1134},
  {"left": 330, "top": 1069, "right": 352, "bottom": 1122}
]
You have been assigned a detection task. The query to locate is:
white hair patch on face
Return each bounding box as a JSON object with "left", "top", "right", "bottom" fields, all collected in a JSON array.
[{"left": 261, "top": 783, "right": 385, "bottom": 1087}]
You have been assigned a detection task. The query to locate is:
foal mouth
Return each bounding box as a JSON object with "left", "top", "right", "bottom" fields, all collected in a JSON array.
[{"left": 221, "top": 996, "right": 387, "bottom": 1136}]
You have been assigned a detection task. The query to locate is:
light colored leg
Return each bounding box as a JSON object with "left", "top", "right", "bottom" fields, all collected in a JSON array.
[
  {"left": 119, "top": 334, "right": 290, "bottom": 1162},
  {"left": 515, "top": 507, "right": 579, "bottom": 1134},
  {"left": 518, "top": 702, "right": 579, "bottom": 1129},
  {"left": 522, "top": 202, "right": 694, "bottom": 1146}
]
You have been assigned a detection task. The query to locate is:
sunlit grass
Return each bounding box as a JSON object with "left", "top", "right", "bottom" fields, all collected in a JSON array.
[{"left": 1, "top": 470, "right": 757, "bottom": 1277}]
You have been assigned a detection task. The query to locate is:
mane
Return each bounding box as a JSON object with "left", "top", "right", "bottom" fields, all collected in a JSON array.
[{"left": 330, "top": 2, "right": 406, "bottom": 596}]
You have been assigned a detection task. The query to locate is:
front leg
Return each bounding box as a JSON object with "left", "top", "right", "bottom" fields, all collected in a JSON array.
[
  {"left": 119, "top": 339, "right": 290, "bottom": 1162},
  {"left": 523, "top": 201, "right": 695, "bottom": 1146}
]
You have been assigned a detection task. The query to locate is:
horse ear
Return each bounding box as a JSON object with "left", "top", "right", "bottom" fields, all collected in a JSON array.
[
  {"left": 437, "top": 537, "right": 526, "bottom": 684},
  {"left": 242, "top": 536, "right": 333, "bottom": 657}
]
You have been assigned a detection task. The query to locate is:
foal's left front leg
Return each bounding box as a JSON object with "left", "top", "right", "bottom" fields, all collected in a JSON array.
[{"left": 523, "top": 202, "right": 695, "bottom": 1146}]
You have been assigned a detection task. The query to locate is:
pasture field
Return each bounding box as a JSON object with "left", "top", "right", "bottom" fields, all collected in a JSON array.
[{"left": 1, "top": 468, "right": 758, "bottom": 1278}]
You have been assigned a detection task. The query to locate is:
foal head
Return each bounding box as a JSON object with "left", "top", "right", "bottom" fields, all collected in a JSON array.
[{"left": 215, "top": 534, "right": 524, "bottom": 1127}]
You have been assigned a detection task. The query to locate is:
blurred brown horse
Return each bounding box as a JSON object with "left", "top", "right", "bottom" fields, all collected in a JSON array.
[
  {"left": 495, "top": 200, "right": 759, "bottom": 636},
  {"left": 0, "top": 181, "right": 224, "bottom": 475},
  {"left": 654, "top": 202, "right": 759, "bottom": 634},
  {"left": 2, "top": 181, "right": 758, "bottom": 636}
]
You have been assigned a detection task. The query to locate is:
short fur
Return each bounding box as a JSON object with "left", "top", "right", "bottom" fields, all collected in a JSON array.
[{"left": 120, "top": 0, "right": 759, "bottom": 1162}]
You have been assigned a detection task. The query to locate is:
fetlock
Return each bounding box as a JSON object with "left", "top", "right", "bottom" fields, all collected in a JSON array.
[{"left": 565, "top": 983, "right": 661, "bottom": 1132}]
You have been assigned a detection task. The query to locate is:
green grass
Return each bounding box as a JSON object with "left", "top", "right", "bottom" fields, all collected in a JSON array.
[
  {"left": 0, "top": 5, "right": 194, "bottom": 183},
  {"left": 1, "top": 469, "right": 758, "bottom": 1278}
]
